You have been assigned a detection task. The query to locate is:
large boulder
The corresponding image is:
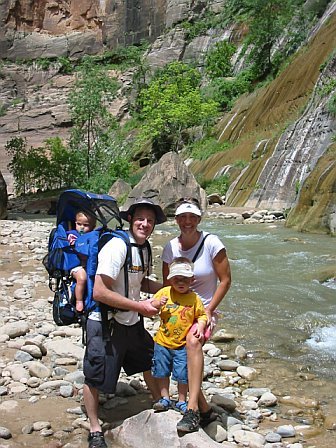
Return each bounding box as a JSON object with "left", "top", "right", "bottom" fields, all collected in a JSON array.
[
  {"left": 0, "top": 170, "right": 8, "bottom": 219},
  {"left": 122, "top": 152, "right": 207, "bottom": 217},
  {"left": 111, "top": 409, "right": 221, "bottom": 448},
  {"left": 109, "top": 179, "right": 132, "bottom": 204}
]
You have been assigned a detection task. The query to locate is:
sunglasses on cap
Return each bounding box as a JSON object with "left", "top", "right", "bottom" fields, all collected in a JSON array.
[{"left": 176, "top": 197, "right": 201, "bottom": 207}]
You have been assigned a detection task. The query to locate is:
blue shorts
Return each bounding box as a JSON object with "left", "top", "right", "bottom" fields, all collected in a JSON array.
[{"left": 151, "top": 342, "right": 188, "bottom": 384}]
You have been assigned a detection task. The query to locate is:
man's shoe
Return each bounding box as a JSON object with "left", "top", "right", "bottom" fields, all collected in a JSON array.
[
  {"left": 176, "top": 409, "right": 200, "bottom": 433},
  {"left": 88, "top": 431, "right": 107, "bottom": 448}
]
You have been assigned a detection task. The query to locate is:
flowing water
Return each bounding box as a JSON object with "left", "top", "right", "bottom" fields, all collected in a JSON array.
[{"left": 209, "top": 220, "right": 336, "bottom": 380}]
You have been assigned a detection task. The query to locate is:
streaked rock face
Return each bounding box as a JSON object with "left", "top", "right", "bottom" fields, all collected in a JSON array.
[{"left": 0, "top": 0, "right": 167, "bottom": 61}]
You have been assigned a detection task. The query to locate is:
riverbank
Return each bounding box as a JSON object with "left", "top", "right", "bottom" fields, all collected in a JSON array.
[{"left": 0, "top": 219, "right": 335, "bottom": 447}]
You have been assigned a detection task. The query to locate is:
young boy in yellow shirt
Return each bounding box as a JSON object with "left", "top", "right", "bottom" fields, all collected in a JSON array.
[{"left": 151, "top": 257, "right": 207, "bottom": 421}]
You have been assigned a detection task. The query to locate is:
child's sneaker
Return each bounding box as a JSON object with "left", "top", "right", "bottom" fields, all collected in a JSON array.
[
  {"left": 153, "top": 397, "right": 171, "bottom": 411},
  {"left": 176, "top": 409, "right": 200, "bottom": 432}
]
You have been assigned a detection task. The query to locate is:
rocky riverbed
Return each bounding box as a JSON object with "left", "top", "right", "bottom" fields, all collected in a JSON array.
[{"left": 0, "top": 219, "right": 335, "bottom": 448}]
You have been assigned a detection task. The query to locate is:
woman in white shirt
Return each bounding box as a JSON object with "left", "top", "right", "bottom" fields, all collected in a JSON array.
[{"left": 162, "top": 198, "right": 231, "bottom": 433}]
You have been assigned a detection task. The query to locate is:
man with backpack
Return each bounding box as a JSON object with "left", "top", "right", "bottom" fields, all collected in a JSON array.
[{"left": 82, "top": 198, "right": 167, "bottom": 448}]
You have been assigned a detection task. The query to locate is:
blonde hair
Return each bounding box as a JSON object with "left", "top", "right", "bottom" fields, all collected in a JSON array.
[{"left": 75, "top": 211, "right": 96, "bottom": 228}]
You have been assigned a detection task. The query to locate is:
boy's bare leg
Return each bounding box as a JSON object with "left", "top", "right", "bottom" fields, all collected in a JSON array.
[
  {"left": 156, "top": 376, "right": 170, "bottom": 399},
  {"left": 177, "top": 382, "right": 188, "bottom": 404},
  {"left": 73, "top": 268, "right": 86, "bottom": 312}
]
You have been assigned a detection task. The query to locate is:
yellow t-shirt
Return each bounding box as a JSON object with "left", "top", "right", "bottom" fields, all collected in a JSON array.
[{"left": 153, "top": 286, "right": 207, "bottom": 350}]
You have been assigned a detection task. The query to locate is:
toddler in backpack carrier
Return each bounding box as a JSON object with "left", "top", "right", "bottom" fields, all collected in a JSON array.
[
  {"left": 67, "top": 211, "right": 96, "bottom": 312},
  {"left": 43, "top": 188, "right": 126, "bottom": 329}
]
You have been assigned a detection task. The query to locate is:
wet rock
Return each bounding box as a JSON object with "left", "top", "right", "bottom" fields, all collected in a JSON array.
[
  {"left": 33, "top": 421, "right": 52, "bottom": 431},
  {"left": 211, "top": 395, "right": 237, "bottom": 413},
  {"left": 212, "top": 329, "right": 236, "bottom": 342},
  {"left": 276, "top": 424, "right": 296, "bottom": 437},
  {"left": 237, "top": 366, "right": 257, "bottom": 380},
  {"left": 204, "top": 421, "right": 227, "bottom": 442},
  {"left": 235, "top": 345, "right": 247, "bottom": 359},
  {"left": 279, "top": 395, "right": 319, "bottom": 409},
  {"left": 0, "top": 426, "right": 12, "bottom": 439},
  {"left": 324, "top": 415, "right": 336, "bottom": 430},
  {"left": 232, "top": 428, "right": 265, "bottom": 446},
  {"left": 265, "top": 431, "right": 281, "bottom": 443},
  {"left": 217, "top": 360, "right": 239, "bottom": 371},
  {"left": 258, "top": 392, "right": 278, "bottom": 407}
]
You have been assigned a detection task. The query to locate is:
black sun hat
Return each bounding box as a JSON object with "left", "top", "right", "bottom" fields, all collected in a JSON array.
[{"left": 120, "top": 198, "right": 167, "bottom": 224}]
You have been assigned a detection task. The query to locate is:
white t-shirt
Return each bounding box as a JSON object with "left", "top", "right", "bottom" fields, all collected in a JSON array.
[
  {"left": 162, "top": 231, "right": 225, "bottom": 308},
  {"left": 95, "top": 231, "right": 151, "bottom": 326}
]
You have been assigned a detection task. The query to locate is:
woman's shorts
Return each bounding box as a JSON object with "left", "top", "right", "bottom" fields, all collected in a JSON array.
[
  {"left": 83, "top": 318, "right": 154, "bottom": 394},
  {"left": 151, "top": 343, "right": 188, "bottom": 384}
]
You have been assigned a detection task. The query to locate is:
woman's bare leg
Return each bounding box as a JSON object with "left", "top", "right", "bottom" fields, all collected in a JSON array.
[
  {"left": 186, "top": 331, "right": 203, "bottom": 411},
  {"left": 186, "top": 332, "right": 212, "bottom": 413}
]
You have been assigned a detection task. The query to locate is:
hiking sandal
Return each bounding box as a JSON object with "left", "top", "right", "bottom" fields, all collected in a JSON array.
[
  {"left": 174, "top": 400, "right": 188, "bottom": 414},
  {"left": 176, "top": 409, "right": 200, "bottom": 433},
  {"left": 153, "top": 397, "right": 171, "bottom": 412},
  {"left": 87, "top": 431, "right": 107, "bottom": 448}
]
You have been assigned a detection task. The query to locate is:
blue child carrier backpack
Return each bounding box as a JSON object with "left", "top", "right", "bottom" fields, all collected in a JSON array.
[{"left": 43, "top": 189, "right": 144, "bottom": 330}]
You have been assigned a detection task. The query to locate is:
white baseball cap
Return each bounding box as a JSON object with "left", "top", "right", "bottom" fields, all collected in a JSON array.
[
  {"left": 167, "top": 260, "right": 194, "bottom": 279},
  {"left": 175, "top": 203, "right": 202, "bottom": 217}
]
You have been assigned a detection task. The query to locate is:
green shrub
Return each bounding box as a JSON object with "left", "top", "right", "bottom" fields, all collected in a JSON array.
[
  {"left": 233, "top": 159, "right": 248, "bottom": 169},
  {"left": 201, "top": 175, "right": 230, "bottom": 196},
  {"left": 188, "top": 137, "right": 231, "bottom": 160},
  {"left": 202, "top": 70, "right": 253, "bottom": 111},
  {"left": 205, "top": 41, "right": 236, "bottom": 79},
  {"left": 91, "top": 42, "right": 150, "bottom": 69},
  {"left": 327, "top": 94, "right": 336, "bottom": 116},
  {"left": 305, "top": 0, "right": 331, "bottom": 18},
  {"left": 58, "top": 56, "right": 74, "bottom": 74},
  {"left": 35, "top": 58, "right": 52, "bottom": 70},
  {"left": 0, "top": 103, "right": 6, "bottom": 117},
  {"left": 128, "top": 171, "right": 144, "bottom": 187}
]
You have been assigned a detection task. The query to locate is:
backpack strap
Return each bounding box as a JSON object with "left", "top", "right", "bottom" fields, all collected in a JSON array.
[{"left": 192, "top": 233, "right": 210, "bottom": 263}]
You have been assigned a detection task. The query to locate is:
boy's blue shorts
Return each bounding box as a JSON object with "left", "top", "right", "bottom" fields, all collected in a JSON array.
[{"left": 151, "top": 342, "right": 188, "bottom": 384}]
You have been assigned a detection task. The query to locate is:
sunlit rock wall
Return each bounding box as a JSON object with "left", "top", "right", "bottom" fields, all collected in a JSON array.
[{"left": 0, "top": 0, "right": 167, "bottom": 60}]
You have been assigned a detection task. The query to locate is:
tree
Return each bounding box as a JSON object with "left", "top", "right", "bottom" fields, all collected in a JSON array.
[
  {"left": 46, "top": 137, "right": 82, "bottom": 189},
  {"left": 137, "top": 61, "right": 219, "bottom": 159},
  {"left": 5, "top": 137, "right": 29, "bottom": 195},
  {"left": 68, "top": 58, "right": 119, "bottom": 180},
  {"left": 205, "top": 40, "right": 236, "bottom": 79},
  {"left": 241, "top": 0, "right": 296, "bottom": 78}
]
